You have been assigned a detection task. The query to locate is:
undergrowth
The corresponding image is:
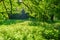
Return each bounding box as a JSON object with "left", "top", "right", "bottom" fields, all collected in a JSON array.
[{"left": 0, "top": 20, "right": 59, "bottom": 40}]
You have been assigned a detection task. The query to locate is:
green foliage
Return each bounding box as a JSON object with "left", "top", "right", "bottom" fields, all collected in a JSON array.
[
  {"left": 0, "top": 0, "right": 60, "bottom": 40},
  {"left": 0, "top": 20, "right": 45, "bottom": 40},
  {"left": 0, "top": 20, "right": 59, "bottom": 40},
  {"left": 0, "top": 0, "right": 60, "bottom": 21}
]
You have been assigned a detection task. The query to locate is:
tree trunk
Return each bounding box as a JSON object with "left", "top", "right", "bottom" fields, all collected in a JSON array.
[
  {"left": 9, "top": 0, "right": 12, "bottom": 14},
  {"left": 51, "top": 14, "right": 54, "bottom": 22},
  {"left": 2, "top": 1, "right": 8, "bottom": 13}
]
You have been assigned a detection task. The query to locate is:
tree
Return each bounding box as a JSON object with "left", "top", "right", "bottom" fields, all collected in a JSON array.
[
  {"left": 22, "top": 0, "right": 60, "bottom": 21},
  {"left": 9, "top": 0, "right": 12, "bottom": 14}
]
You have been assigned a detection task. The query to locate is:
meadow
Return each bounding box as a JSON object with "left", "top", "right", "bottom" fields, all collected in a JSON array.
[{"left": 0, "top": 20, "right": 59, "bottom": 40}]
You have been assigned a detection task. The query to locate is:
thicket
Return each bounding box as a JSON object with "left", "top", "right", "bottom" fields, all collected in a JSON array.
[{"left": 0, "top": 0, "right": 60, "bottom": 21}]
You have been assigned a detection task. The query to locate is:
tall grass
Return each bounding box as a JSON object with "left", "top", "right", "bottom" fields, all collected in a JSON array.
[{"left": 0, "top": 20, "right": 59, "bottom": 40}]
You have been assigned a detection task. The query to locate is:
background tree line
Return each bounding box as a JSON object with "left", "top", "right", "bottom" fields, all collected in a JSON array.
[{"left": 0, "top": 0, "right": 60, "bottom": 22}]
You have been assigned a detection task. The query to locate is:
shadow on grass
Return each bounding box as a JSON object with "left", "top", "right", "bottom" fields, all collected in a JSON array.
[
  {"left": 0, "top": 19, "right": 26, "bottom": 25},
  {"left": 28, "top": 20, "right": 40, "bottom": 26},
  {"left": 28, "top": 20, "right": 60, "bottom": 26}
]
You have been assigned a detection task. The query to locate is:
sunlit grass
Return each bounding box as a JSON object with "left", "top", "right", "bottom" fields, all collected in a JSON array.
[
  {"left": 0, "top": 20, "right": 59, "bottom": 40},
  {"left": 0, "top": 20, "right": 45, "bottom": 40}
]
